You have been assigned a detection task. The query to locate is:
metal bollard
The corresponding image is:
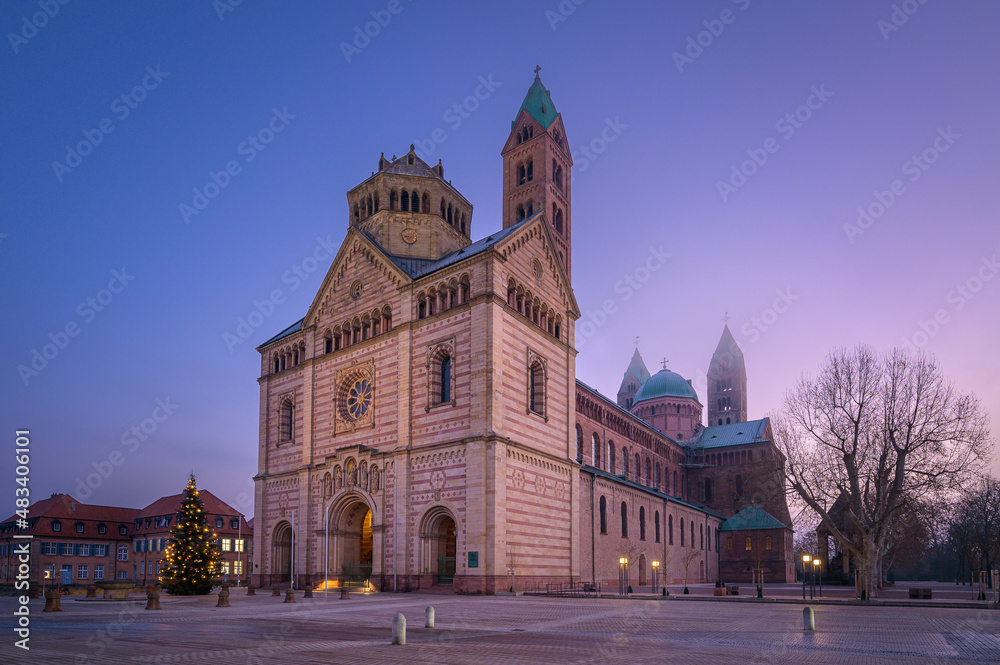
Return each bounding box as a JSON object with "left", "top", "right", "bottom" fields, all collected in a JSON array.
[
  {"left": 272, "top": 585, "right": 281, "bottom": 597},
  {"left": 303, "top": 586, "right": 313, "bottom": 598},
  {"left": 392, "top": 612, "right": 406, "bottom": 645},
  {"left": 246, "top": 583, "right": 255, "bottom": 596},
  {"left": 340, "top": 586, "right": 350, "bottom": 600},
  {"left": 803, "top": 606, "right": 815, "bottom": 631},
  {"left": 146, "top": 585, "right": 161, "bottom": 611},
  {"left": 425, "top": 605, "right": 435, "bottom": 628},
  {"left": 284, "top": 588, "right": 296, "bottom": 603},
  {"left": 217, "top": 584, "right": 230, "bottom": 608}
]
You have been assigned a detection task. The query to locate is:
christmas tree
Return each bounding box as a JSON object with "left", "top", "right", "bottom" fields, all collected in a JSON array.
[{"left": 159, "top": 475, "right": 221, "bottom": 595}]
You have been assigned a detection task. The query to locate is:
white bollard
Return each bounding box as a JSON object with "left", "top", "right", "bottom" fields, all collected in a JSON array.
[
  {"left": 392, "top": 612, "right": 406, "bottom": 645},
  {"left": 803, "top": 606, "right": 815, "bottom": 631},
  {"left": 425, "top": 605, "right": 435, "bottom": 628}
]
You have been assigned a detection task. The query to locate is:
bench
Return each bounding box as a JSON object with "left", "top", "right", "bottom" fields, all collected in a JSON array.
[
  {"left": 908, "top": 587, "right": 932, "bottom": 599},
  {"left": 728, "top": 586, "right": 740, "bottom": 596}
]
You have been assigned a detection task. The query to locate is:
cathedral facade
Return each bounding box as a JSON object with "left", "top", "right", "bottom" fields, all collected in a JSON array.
[{"left": 252, "top": 73, "right": 792, "bottom": 593}]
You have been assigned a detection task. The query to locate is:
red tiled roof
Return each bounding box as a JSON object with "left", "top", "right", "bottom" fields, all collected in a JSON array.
[
  {"left": 2, "top": 493, "right": 139, "bottom": 525},
  {"left": 134, "top": 490, "right": 251, "bottom": 535}
]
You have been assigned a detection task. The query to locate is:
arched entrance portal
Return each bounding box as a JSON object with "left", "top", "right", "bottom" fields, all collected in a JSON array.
[
  {"left": 331, "top": 498, "right": 373, "bottom": 588},
  {"left": 271, "top": 521, "right": 292, "bottom": 584},
  {"left": 420, "top": 507, "right": 457, "bottom": 586}
]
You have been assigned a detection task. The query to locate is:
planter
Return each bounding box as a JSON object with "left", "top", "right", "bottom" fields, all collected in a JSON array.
[{"left": 96, "top": 581, "right": 135, "bottom": 599}]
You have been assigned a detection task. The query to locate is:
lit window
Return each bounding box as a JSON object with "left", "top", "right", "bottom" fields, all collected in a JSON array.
[
  {"left": 745, "top": 536, "right": 752, "bottom": 551},
  {"left": 727, "top": 536, "right": 734, "bottom": 551},
  {"left": 234, "top": 539, "right": 245, "bottom": 553},
  {"left": 222, "top": 538, "right": 231, "bottom": 552},
  {"left": 765, "top": 536, "right": 773, "bottom": 551},
  {"left": 220, "top": 561, "right": 230, "bottom": 576},
  {"left": 233, "top": 560, "right": 243, "bottom": 575}
]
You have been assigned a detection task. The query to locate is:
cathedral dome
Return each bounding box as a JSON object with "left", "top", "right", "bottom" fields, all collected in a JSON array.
[{"left": 631, "top": 369, "right": 698, "bottom": 404}]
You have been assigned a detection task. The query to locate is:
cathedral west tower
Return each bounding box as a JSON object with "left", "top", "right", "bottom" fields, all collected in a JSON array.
[
  {"left": 707, "top": 323, "right": 748, "bottom": 426},
  {"left": 501, "top": 67, "right": 574, "bottom": 279}
]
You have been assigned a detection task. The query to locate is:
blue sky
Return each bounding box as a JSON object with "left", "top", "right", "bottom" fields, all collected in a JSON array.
[{"left": 2, "top": 0, "right": 998, "bottom": 510}]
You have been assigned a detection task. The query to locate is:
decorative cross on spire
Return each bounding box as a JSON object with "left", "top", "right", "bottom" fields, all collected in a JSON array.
[
  {"left": 723, "top": 312, "right": 731, "bottom": 325},
  {"left": 534, "top": 65, "right": 541, "bottom": 76},
  {"left": 661, "top": 358, "right": 669, "bottom": 370},
  {"left": 634, "top": 336, "right": 640, "bottom": 350}
]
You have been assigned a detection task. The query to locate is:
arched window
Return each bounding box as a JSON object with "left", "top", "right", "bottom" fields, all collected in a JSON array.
[
  {"left": 622, "top": 449, "right": 628, "bottom": 478},
  {"left": 555, "top": 208, "right": 563, "bottom": 234},
  {"left": 516, "top": 204, "right": 525, "bottom": 222},
  {"left": 668, "top": 514, "right": 674, "bottom": 545},
  {"left": 620, "top": 502, "right": 628, "bottom": 538},
  {"left": 411, "top": 191, "right": 419, "bottom": 212},
  {"left": 654, "top": 511, "right": 661, "bottom": 543},
  {"left": 634, "top": 453, "right": 640, "bottom": 482},
  {"left": 324, "top": 332, "right": 333, "bottom": 354},
  {"left": 766, "top": 536, "right": 773, "bottom": 551},
  {"left": 656, "top": 462, "right": 662, "bottom": 490},
  {"left": 691, "top": 521, "right": 695, "bottom": 548},
  {"left": 528, "top": 361, "right": 544, "bottom": 415},
  {"left": 680, "top": 518, "right": 685, "bottom": 546},
  {"left": 592, "top": 433, "right": 601, "bottom": 468},
  {"left": 727, "top": 536, "right": 734, "bottom": 551},
  {"left": 382, "top": 305, "right": 392, "bottom": 331},
  {"left": 639, "top": 506, "right": 646, "bottom": 541},
  {"left": 440, "top": 199, "right": 446, "bottom": 219},
  {"left": 401, "top": 190, "right": 409, "bottom": 211},
  {"left": 280, "top": 399, "right": 294, "bottom": 442},
  {"left": 438, "top": 355, "right": 451, "bottom": 404},
  {"left": 599, "top": 496, "right": 607, "bottom": 534},
  {"left": 745, "top": 536, "right": 752, "bottom": 551},
  {"left": 674, "top": 471, "right": 679, "bottom": 497},
  {"left": 389, "top": 190, "right": 397, "bottom": 210},
  {"left": 645, "top": 458, "right": 651, "bottom": 486},
  {"left": 526, "top": 160, "right": 533, "bottom": 181},
  {"left": 575, "top": 425, "right": 583, "bottom": 461},
  {"left": 526, "top": 202, "right": 534, "bottom": 216},
  {"left": 704, "top": 478, "right": 713, "bottom": 503},
  {"left": 517, "top": 163, "right": 526, "bottom": 186},
  {"left": 422, "top": 192, "right": 429, "bottom": 213},
  {"left": 447, "top": 203, "right": 453, "bottom": 224},
  {"left": 273, "top": 356, "right": 280, "bottom": 374},
  {"left": 608, "top": 444, "right": 615, "bottom": 474},
  {"left": 700, "top": 524, "right": 704, "bottom": 549},
  {"left": 460, "top": 277, "right": 470, "bottom": 303}
]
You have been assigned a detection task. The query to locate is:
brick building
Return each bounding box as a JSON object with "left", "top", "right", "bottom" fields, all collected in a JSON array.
[
  {"left": 252, "top": 71, "right": 793, "bottom": 593},
  {"left": 0, "top": 494, "right": 137, "bottom": 588}
]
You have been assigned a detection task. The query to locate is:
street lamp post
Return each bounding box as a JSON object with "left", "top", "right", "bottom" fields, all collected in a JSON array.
[
  {"left": 802, "top": 554, "right": 811, "bottom": 600},
  {"left": 651, "top": 560, "right": 660, "bottom": 595},
  {"left": 813, "top": 558, "right": 822, "bottom": 597},
  {"left": 619, "top": 557, "right": 629, "bottom": 596}
]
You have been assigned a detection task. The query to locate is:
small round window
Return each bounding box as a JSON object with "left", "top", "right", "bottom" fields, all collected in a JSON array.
[{"left": 346, "top": 378, "right": 372, "bottom": 420}]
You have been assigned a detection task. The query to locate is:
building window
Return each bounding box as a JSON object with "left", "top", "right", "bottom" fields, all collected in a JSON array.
[
  {"left": 526, "top": 160, "right": 533, "bottom": 182},
  {"left": 745, "top": 536, "right": 752, "bottom": 551},
  {"left": 727, "top": 536, "right": 734, "bottom": 551},
  {"left": 78, "top": 565, "right": 88, "bottom": 580},
  {"left": 599, "top": 496, "right": 607, "bottom": 534},
  {"left": 75, "top": 522, "right": 84, "bottom": 533},
  {"left": 233, "top": 560, "right": 243, "bottom": 575},
  {"left": 235, "top": 539, "right": 245, "bottom": 552},
  {"left": 221, "top": 538, "right": 232, "bottom": 552},
  {"left": 517, "top": 163, "right": 526, "bottom": 185},
  {"left": 669, "top": 515, "right": 674, "bottom": 545},
  {"left": 118, "top": 545, "right": 128, "bottom": 561},
  {"left": 94, "top": 544, "right": 108, "bottom": 557},
  {"left": 575, "top": 426, "right": 583, "bottom": 461},
  {"left": 97, "top": 523, "right": 106, "bottom": 535},
  {"left": 94, "top": 565, "right": 104, "bottom": 581},
  {"left": 620, "top": 502, "right": 628, "bottom": 538},
  {"left": 700, "top": 524, "right": 704, "bottom": 549},
  {"left": 635, "top": 454, "right": 641, "bottom": 483},
  {"left": 765, "top": 536, "right": 773, "bottom": 551},
  {"left": 704, "top": 478, "right": 713, "bottom": 503},
  {"left": 215, "top": 517, "right": 224, "bottom": 529},
  {"left": 528, "top": 361, "right": 544, "bottom": 415},
  {"left": 140, "top": 561, "right": 145, "bottom": 575},
  {"left": 231, "top": 518, "right": 239, "bottom": 529},
  {"left": 622, "top": 449, "right": 628, "bottom": 478},
  {"left": 79, "top": 544, "right": 90, "bottom": 556},
  {"left": 43, "top": 542, "right": 57, "bottom": 555},
  {"left": 440, "top": 355, "right": 452, "bottom": 403},
  {"left": 118, "top": 571, "right": 128, "bottom": 580},
  {"left": 592, "top": 433, "right": 601, "bottom": 468},
  {"left": 280, "top": 398, "right": 294, "bottom": 442},
  {"left": 51, "top": 520, "right": 61, "bottom": 532},
  {"left": 691, "top": 522, "right": 695, "bottom": 548},
  {"left": 655, "top": 511, "right": 661, "bottom": 543},
  {"left": 645, "top": 458, "right": 651, "bottom": 486},
  {"left": 220, "top": 561, "right": 230, "bottom": 576},
  {"left": 608, "top": 444, "right": 615, "bottom": 474},
  {"left": 119, "top": 525, "right": 127, "bottom": 536},
  {"left": 639, "top": 506, "right": 646, "bottom": 541}
]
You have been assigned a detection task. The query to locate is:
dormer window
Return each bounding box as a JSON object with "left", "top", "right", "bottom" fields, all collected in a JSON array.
[
  {"left": 119, "top": 525, "right": 127, "bottom": 536},
  {"left": 215, "top": 517, "right": 224, "bottom": 529},
  {"left": 98, "top": 523, "right": 107, "bottom": 535},
  {"left": 231, "top": 518, "right": 239, "bottom": 529},
  {"left": 407, "top": 154, "right": 414, "bottom": 165},
  {"left": 75, "top": 521, "right": 85, "bottom": 533},
  {"left": 51, "top": 520, "right": 61, "bottom": 532}
]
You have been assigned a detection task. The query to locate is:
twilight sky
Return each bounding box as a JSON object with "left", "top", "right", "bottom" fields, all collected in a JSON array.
[{"left": 2, "top": 1, "right": 998, "bottom": 512}]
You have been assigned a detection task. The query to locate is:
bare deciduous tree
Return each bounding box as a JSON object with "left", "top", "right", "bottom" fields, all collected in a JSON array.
[{"left": 771, "top": 345, "right": 990, "bottom": 598}]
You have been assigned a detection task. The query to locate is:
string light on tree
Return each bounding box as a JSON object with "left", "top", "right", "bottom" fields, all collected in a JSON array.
[{"left": 158, "top": 474, "right": 222, "bottom": 595}]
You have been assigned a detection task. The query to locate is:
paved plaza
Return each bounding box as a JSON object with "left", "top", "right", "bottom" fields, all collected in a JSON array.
[{"left": 5, "top": 586, "right": 1000, "bottom": 664}]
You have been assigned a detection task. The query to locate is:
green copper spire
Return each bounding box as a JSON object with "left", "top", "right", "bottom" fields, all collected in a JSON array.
[{"left": 513, "top": 65, "right": 559, "bottom": 129}]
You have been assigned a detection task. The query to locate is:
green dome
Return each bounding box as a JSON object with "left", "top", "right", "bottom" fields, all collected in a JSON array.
[{"left": 632, "top": 369, "right": 699, "bottom": 404}]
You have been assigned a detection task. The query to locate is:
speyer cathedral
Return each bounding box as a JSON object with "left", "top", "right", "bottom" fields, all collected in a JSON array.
[{"left": 253, "top": 71, "right": 794, "bottom": 593}]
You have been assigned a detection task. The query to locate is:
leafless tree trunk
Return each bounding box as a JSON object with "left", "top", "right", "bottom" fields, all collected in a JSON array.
[{"left": 771, "top": 345, "right": 990, "bottom": 599}]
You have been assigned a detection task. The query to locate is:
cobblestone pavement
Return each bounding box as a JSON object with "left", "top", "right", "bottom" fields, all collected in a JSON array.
[{"left": 5, "top": 590, "right": 999, "bottom": 664}]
